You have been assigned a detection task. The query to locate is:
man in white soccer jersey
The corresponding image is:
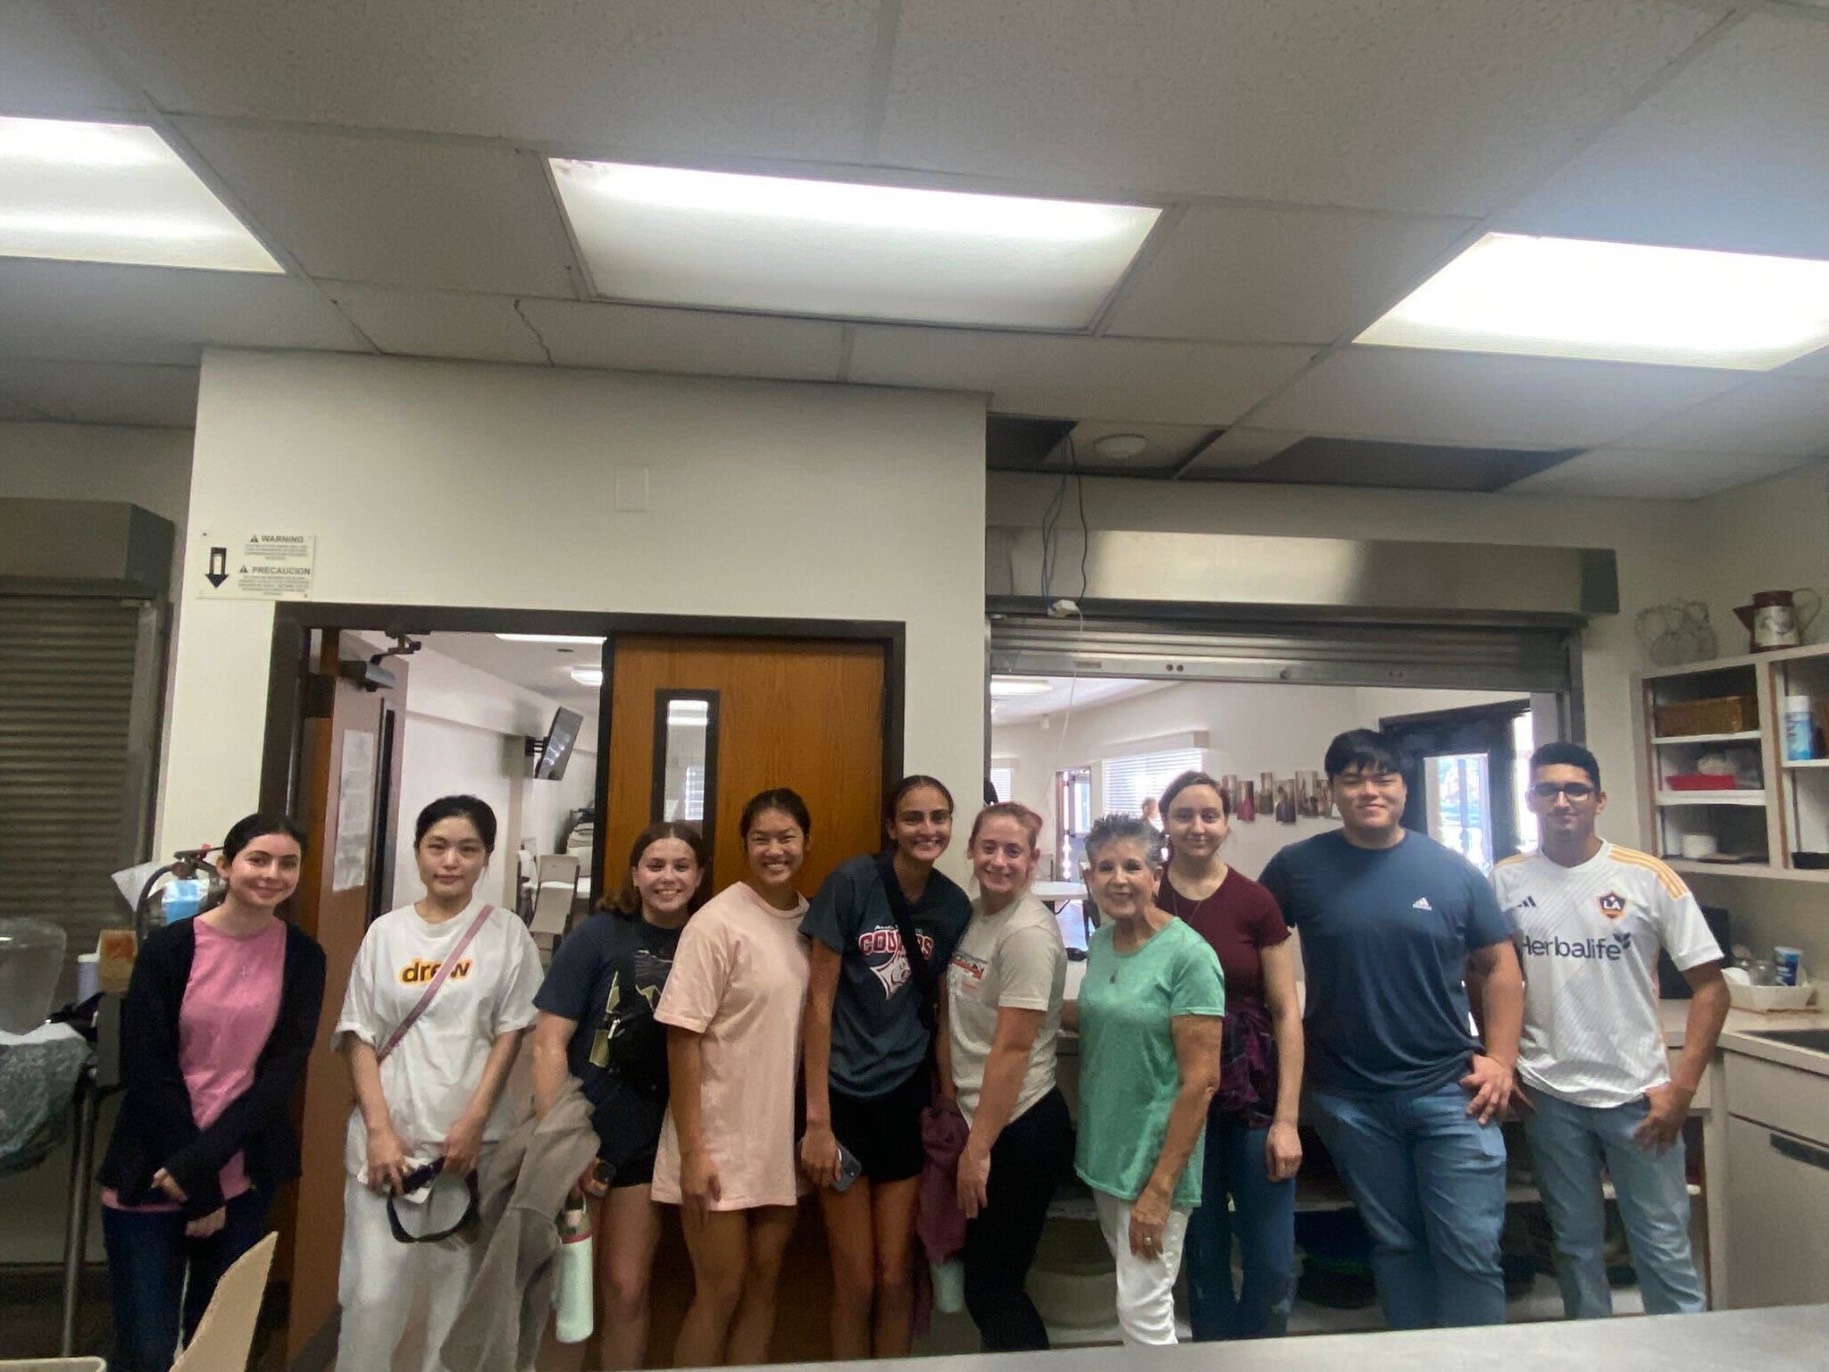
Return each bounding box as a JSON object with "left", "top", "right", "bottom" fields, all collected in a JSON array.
[{"left": 1493, "top": 741, "right": 1729, "bottom": 1318}]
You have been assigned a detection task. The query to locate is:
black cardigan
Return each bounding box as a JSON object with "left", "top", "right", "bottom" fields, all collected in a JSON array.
[{"left": 97, "top": 917, "right": 327, "bottom": 1219}]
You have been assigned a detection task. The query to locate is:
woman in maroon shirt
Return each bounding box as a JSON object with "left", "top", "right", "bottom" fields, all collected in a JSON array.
[{"left": 1155, "top": 771, "right": 1304, "bottom": 1340}]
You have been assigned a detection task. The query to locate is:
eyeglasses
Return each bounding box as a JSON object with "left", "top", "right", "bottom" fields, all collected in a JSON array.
[{"left": 1531, "top": 781, "right": 1596, "bottom": 801}]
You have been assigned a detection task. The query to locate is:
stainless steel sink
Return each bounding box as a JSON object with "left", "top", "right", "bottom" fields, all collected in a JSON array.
[{"left": 1745, "top": 1027, "right": 1829, "bottom": 1054}]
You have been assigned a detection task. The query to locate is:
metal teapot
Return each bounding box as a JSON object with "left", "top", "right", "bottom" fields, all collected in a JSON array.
[{"left": 1733, "top": 589, "right": 1822, "bottom": 652}]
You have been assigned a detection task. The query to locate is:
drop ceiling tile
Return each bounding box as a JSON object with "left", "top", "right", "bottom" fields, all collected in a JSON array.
[
  {"left": 0, "top": 358, "right": 199, "bottom": 426},
  {"left": 0, "top": 1, "right": 147, "bottom": 117},
  {"left": 1192, "top": 435, "right": 1577, "bottom": 491},
  {"left": 1502, "top": 12, "right": 1829, "bottom": 259},
  {"left": 174, "top": 121, "right": 577, "bottom": 296},
  {"left": 83, "top": 0, "right": 881, "bottom": 160},
  {"left": 513, "top": 300, "right": 846, "bottom": 382},
  {"left": 849, "top": 328, "right": 1315, "bottom": 426},
  {"left": 1180, "top": 428, "right": 1305, "bottom": 474},
  {"left": 1506, "top": 447, "right": 1815, "bottom": 500},
  {"left": 0, "top": 389, "right": 48, "bottom": 420},
  {"left": 0, "top": 259, "right": 370, "bottom": 363},
  {"left": 1051, "top": 420, "right": 1218, "bottom": 474},
  {"left": 1778, "top": 344, "right": 1829, "bottom": 381},
  {"left": 1244, "top": 346, "right": 1745, "bottom": 448},
  {"left": 325, "top": 284, "right": 551, "bottom": 364},
  {"left": 880, "top": 0, "right": 1714, "bottom": 212},
  {"left": 1105, "top": 206, "right": 1477, "bottom": 344},
  {"left": 1623, "top": 378, "right": 1829, "bottom": 455}
]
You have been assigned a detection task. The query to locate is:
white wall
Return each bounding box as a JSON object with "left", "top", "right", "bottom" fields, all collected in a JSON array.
[
  {"left": 158, "top": 353, "right": 988, "bottom": 878},
  {"left": 1681, "top": 466, "right": 1829, "bottom": 656},
  {"left": 0, "top": 421, "right": 193, "bottom": 529},
  {"left": 988, "top": 471, "right": 1696, "bottom": 845},
  {"left": 993, "top": 680, "right": 1526, "bottom": 880}
]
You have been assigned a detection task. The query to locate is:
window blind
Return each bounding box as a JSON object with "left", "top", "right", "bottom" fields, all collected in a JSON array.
[{"left": 1101, "top": 748, "right": 1206, "bottom": 816}]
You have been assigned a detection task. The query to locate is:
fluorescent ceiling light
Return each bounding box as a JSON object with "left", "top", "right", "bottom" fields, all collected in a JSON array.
[
  {"left": 0, "top": 115, "right": 281, "bottom": 273},
  {"left": 569, "top": 666, "right": 604, "bottom": 687},
  {"left": 990, "top": 677, "right": 1052, "bottom": 699},
  {"left": 1358, "top": 232, "right": 1829, "bottom": 370},
  {"left": 496, "top": 633, "right": 607, "bottom": 645},
  {"left": 548, "top": 159, "right": 1160, "bottom": 329}
]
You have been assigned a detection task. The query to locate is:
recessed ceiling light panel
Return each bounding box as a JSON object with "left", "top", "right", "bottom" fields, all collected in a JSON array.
[
  {"left": 1358, "top": 232, "right": 1829, "bottom": 370},
  {"left": 0, "top": 116, "right": 281, "bottom": 273},
  {"left": 549, "top": 159, "right": 1159, "bottom": 330},
  {"left": 990, "top": 677, "right": 1052, "bottom": 699}
]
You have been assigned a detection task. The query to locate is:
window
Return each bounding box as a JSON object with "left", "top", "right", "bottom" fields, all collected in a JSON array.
[
  {"left": 989, "top": 764, "right": 1015, "bottom": 804},
  {"left": 1056, "top": 766, "right": 1091, "bottom": 879},
  {"left": 1101, "top": 748, "right": 1207, "bottom": 817}
]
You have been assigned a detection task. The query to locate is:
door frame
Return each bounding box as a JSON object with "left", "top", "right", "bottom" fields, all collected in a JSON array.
[{"left": 259, "top": 603, "right": 907, "bottom": 905}]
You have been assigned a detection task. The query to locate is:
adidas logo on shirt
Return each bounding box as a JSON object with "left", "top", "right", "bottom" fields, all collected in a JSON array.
[{"left": 1412, "top": 897, "right": 1433, "bottom": 911}]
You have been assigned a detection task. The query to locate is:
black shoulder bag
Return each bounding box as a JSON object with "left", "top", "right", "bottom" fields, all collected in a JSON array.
[{"left": 874, "top": 850, "right": 940, "bottom": 1041}]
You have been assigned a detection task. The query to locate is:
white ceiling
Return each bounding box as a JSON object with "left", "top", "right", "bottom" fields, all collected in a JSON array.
[
  {"left": 991, "top": 676, "right": 1171, "bottom": 725},
  {"left": 2, "top": 0, "right": 1828, "bottom": 497},
  {"left": 423, "top": 633, "right": 604, "bottom": 713}
]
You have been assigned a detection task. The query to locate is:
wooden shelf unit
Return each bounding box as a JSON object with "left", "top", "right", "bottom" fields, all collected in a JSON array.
[{"left": 1636, "top": 641, "right": 1829, "bottom": 878}]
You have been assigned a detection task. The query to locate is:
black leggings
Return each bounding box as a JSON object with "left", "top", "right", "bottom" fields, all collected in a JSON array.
[{"left": 961, "top": 1087, "right": 1075, "bottom": 1352}]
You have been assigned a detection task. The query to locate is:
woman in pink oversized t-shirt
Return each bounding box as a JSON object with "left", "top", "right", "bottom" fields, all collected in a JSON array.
[
  {"left": 98, "top": 815, "right": 327, "bottom": 1372},
  {"left": 653, "top": 788, "right": 813, "bottom": 1369}
]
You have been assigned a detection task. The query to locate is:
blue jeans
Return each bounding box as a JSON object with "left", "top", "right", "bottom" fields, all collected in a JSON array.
[
  {"left": 1185, "top": 1119, "right": 1296, "bottom": 1340},
  {"left": 1524, "top": 1089, "right": 1706, "bottom": 1318},
  {"left": 1309, "top": 1081, "right": 1508, "bottom": 1329},
  {"left": 103, "top": 1190, "right": 269, "bottom": 1372}
]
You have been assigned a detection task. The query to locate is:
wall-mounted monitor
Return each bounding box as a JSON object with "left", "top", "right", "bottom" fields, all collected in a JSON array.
[{"left": 534, "top": 707, "right": 584, "bottom": 781}]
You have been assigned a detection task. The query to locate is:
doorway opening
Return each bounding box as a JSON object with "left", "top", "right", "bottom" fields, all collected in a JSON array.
[
  {"left": 990, "top": 674, "right": 1545, "bottom": 887},
  {"left": 255, "top": 605, "right": 904, "bottom": 1368}
]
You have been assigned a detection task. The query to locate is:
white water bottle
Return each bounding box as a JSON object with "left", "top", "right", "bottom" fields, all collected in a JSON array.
[{"left": 554, "top": 1194, "right": 595, "bottom": 1344}]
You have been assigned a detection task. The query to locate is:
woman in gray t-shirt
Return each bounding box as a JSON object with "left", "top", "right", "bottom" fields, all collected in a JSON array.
[{"left": 947, "top": 802, "right": 1072, "bottom": 1352}]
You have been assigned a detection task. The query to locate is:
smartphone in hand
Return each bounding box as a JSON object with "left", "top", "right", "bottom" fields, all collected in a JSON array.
[{"left": 833, "top": 1142, "right": 864, "bottom": 1193}]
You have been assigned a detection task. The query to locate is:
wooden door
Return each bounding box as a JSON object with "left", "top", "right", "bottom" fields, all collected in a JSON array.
[
  {"left": 599, "top": 634, "right": 886, "bottom": 1364},
  {"left": 603, "top": 636, "right": 886, "bottom": 901},
  {"left": 281, "top": 631, "right": 407, "bottom": 1361}
]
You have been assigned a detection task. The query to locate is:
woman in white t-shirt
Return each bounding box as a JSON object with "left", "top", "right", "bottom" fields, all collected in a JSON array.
[
  {"left": 947, "top": 802, "right": 1071, "bottom": 1352},
  {"left": 331, "top": 795, "right": 542, "bottom": 1372},
  {"left": 651, "top": 788, "right": 813, "bottom": 1368}
]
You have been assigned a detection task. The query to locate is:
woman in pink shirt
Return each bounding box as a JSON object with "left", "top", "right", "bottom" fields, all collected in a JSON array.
[
  {"left": 651, "top": 788, "right": 813, "bottom": 1368},
  {"left": 98, "top": 813, "right": 327, "bottom": 1372}
]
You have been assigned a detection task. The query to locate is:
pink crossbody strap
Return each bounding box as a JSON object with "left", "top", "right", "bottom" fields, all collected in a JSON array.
[{"left": 376, "top": 903, "right": 496, "bottom": 1065}]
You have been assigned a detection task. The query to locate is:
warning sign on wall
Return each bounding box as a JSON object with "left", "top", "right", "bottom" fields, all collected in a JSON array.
[{"left": 195, "top": 530, "right": 316, "bottom": 600}]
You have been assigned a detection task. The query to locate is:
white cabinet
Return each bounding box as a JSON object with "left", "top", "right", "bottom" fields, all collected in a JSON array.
[{"left": 1725, "top": 1115, "right": 1829, "bottom": 1308}]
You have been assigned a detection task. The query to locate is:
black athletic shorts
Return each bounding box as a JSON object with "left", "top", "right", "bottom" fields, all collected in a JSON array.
[
  {"left": 591, "top": 1086, "right": 664, "bottom": 1189},
  {"left": 829, "top": 1066, "right": 929, "bottom": 1184}
]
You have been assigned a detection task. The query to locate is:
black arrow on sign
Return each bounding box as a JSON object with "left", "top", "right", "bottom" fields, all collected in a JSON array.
[{"left": 206, "top": 547, "right": 229, "bottom": 588}]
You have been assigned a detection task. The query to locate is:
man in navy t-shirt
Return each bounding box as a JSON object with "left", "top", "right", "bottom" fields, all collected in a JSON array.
[{"left": 1261, "top": 729, "right": 1523, "bottom": 1330}]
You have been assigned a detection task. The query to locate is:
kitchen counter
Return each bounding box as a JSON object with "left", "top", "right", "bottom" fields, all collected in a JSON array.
[
  {"left": 1663, "top": 996, "right": 1829, "bottom": 1051},
  {"left": 878, "top": 1305, "right": 1829, "bottom": 1372}
]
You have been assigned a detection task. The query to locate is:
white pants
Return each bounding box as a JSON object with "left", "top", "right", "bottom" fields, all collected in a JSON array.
[
  {"left": 335, "top": 1174, "right": 484, "bottom": 1372},
  {"left": 1094, "top": 1190, "right": 1191, "bottom": 1346}
]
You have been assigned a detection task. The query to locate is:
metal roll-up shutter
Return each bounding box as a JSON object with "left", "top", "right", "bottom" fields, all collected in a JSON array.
[
  {"left": 0, "top": 596, "right": 163, "bottom": 999},
  {"left": 987, "top": 614, "right": 1576, "bottom": 695}
]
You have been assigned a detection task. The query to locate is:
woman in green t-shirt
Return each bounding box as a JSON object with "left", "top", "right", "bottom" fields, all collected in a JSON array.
[{"left": 1064, "top": 813, "right": 1225, "bottom": 1346}]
